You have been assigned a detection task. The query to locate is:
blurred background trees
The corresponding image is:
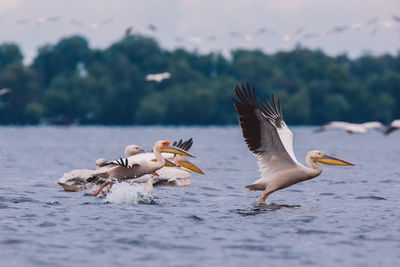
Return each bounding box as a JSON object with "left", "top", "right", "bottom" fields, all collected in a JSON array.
[{"left": 0, "top": 35, "right": 399, "bottom": 125}]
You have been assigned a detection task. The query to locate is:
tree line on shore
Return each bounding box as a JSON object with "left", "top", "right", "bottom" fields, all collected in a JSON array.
[{"left": 0, "top": 35, "right": 399, "bottom": 125}]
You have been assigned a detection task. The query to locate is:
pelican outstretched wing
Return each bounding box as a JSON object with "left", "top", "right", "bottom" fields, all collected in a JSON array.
[{"left": 232, "top": 83, "right": 298, "bottom": 183}]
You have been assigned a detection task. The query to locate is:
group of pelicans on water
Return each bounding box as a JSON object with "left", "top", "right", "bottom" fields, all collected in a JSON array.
[
  {"left": 57, "top": 139, "right": 204, "bottom": 197},
  {"left": 57, "top": 83, "right": 399, "bottom": 205}
]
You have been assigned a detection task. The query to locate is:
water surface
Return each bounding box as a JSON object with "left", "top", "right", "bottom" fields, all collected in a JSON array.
[{"left": 0, "top": 126, "right": 399, "bottom": 266}]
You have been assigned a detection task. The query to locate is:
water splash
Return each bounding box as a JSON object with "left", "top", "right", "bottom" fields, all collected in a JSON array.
[{"left": 104, "top": 182, "right": 154, "bottom": 205}]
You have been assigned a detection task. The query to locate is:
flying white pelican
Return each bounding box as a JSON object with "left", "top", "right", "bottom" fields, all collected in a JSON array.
[
  {"left": 57, "top": 145, "right": 145, "bottom": 191},
  {"left": 145, "top": 72, "right": 171, "bottom": 83},
  {"left": 315, "top": 121, "right": 385, "bottom": 134},
  {"left": 91, "top": 140, "right": 195, "bottom": 196},
  {"left": 232, "top": 83, "right": 355, "bottom": 205},
  {"left": 385, "top": 119, "right": 400, "bottom": 134}
]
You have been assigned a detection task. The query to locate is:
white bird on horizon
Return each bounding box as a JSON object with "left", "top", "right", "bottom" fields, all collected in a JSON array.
[
  {"left": 0, "top": 88, "right": 11, "bottom": 96},
  {"left": 145, "top": 72, "right": 171, "bottom": 83},
  {"left": 70, "top": 17, "right": 114, "bottom": 30},
  {"left": 16, "top": 16, "right": 60, "bottom": 25},
  {"left": 385, "top": 119, "right": 400, "bottom": 135},
  {"left": 315, "top": 121, "right": 385, "bottom": 134}
]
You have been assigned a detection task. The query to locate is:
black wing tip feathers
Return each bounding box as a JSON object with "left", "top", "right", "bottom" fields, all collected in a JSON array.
[
  {"left": 172, "top": 137, "right": 194, "bottom": 151},
  {"left": 232, "top": 82, "right": 258, "bottom": 107},
  {"left": 233, "top": 82, "right": 282, "bottom": 115},
  {"left": 233, "top": 82, "right": 284, "bottom": 129}
]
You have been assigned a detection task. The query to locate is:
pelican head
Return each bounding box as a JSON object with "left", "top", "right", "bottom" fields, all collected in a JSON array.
[
  {"left": 309, "top": 150, "right": 355, "bottom": 166},
  {"left": 124, "top": 145, "right": 144, "bottom": 157},
  {"left": 154, "top": 140, "right": 196, "bottom": 158}
]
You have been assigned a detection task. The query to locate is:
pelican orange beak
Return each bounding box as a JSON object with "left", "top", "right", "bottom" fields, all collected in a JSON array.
[
  {"left": 179, "top": 160, "right": 204, "bottom": 174},
  {"left": 315, "top": 154, "right": 355, "bottom": 166},
  {"left": 160, "top": 145, "right": 196, "bottom": 158}
]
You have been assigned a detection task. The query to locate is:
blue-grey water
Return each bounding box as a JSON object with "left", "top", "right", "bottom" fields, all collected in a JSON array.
[{"left": 0, "top": 126, "right": 399, "bottom": 266}]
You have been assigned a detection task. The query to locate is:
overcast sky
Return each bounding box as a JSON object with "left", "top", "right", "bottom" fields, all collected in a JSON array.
[{"left": 0, "top": 0, "right": 399, "bottom": 63}]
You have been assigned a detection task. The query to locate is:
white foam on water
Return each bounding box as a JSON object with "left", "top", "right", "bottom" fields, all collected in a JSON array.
[{"left": 104, "top": 182, "right": 154, "bottom": 205}]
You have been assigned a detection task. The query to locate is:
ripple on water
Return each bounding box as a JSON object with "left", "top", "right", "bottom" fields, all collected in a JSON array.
[
  {"left": 296, "top": 229, "right": 342, "bottom": 235},
  {"left": 113, "top": 238, "right": 204, "bottom": 251},
  {"left": 291, "top": 215, "right": 317, "bottom": 223},
  {"left": 231, "top": 203, "right": 300, "bottom": 216},
  {"left": 355, "top": 196, "right": 386, "bottom": 200},
  {"left": 45, "top": 201, "right": 61, "bottom": 206},
  {"left": 1, "top": 239, "right": 25, "bottom": 245},
  {"left": 9, "top": 197, "right": 40, "bottom": 204},
  {"left": 186, "top": 215, "right": 204, "bottom": 222},
  {"left": 38, "top": 221, "right": 57, "bottom": 227},
  {"left": 222, "top": 244, "right": 272, "bottom": 252},
  {"left": 319, "top": 192, "right": 335, "bottom": 196}
]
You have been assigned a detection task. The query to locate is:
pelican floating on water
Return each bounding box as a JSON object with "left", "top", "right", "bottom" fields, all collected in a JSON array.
[
  {"left": 57, "top": 145, "right": 145, "bottom": 191},
  {"left": 95, "top": 145, "right": 144, "bottom": 169},
  {"left": 139, "top": 138, "right": 204, "bottom": 187},
  {"left": 315, "top": 121, "right": 385, "bottom": 134},
  {"left": 232, "top": 83, "right": 355, "bottom": 205}
]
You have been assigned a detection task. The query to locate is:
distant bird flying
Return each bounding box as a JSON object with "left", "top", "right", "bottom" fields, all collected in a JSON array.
[
  {"left": 315, "top": 121, "right": 385, "bottom": 134},
  {"left": 125, "top": 24, "right": 157, "bottom": 36},
  {"left": 0, "top": 88, "right": 11, "bottom": 96},
  {"left": 16, "top": 16, "right": 60, "bottom": 25},
  {"left": 70, "top": 17, "right": 114, "bottom": 30},
  {"left": 145, "top": 72, "right": 171, "bottom": 83},
  {"left": 232, "top": 84, "right": 354, "bottom": 205}
]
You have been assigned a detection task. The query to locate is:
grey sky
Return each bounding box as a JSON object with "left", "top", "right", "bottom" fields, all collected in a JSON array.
[{"left": 0, "top": 0, "right": 399, "bottom": 64}]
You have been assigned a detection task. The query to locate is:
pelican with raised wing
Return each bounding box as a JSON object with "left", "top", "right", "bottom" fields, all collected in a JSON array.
[
  {"left": 91, "top": 140, "right": 195, "bottom": 196},
  {"left": 232, "top": 83, "right": 355, "bottom": 205}
]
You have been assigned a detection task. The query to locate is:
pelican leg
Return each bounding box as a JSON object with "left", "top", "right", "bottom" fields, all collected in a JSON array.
[
  {"left": 107, "top": 182, "right": 114, "bottom": 192},
  {"left": 91, "top": 181, "right": 109, "bottom": 196},
  {"left": 257, "top": 187, "right": 275, "bottom": 204}
]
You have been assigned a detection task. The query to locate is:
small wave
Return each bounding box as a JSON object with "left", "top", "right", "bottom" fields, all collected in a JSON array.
[
  {"left": 231, "top": 203, "right": 300, "bottom": 216},
  {"left": 355, "top": 196, "right": 386, "bottom": 200},
  {"left": 104, "top": 182, "right": 154, "bottom": 205}
]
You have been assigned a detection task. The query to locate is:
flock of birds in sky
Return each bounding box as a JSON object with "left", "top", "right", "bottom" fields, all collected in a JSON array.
[
  {"left": 55, "top": 83, "right": 400, "bottom": 205},
  {"left": 4, "top": 14, "right": 400, "bottom": 50}
]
